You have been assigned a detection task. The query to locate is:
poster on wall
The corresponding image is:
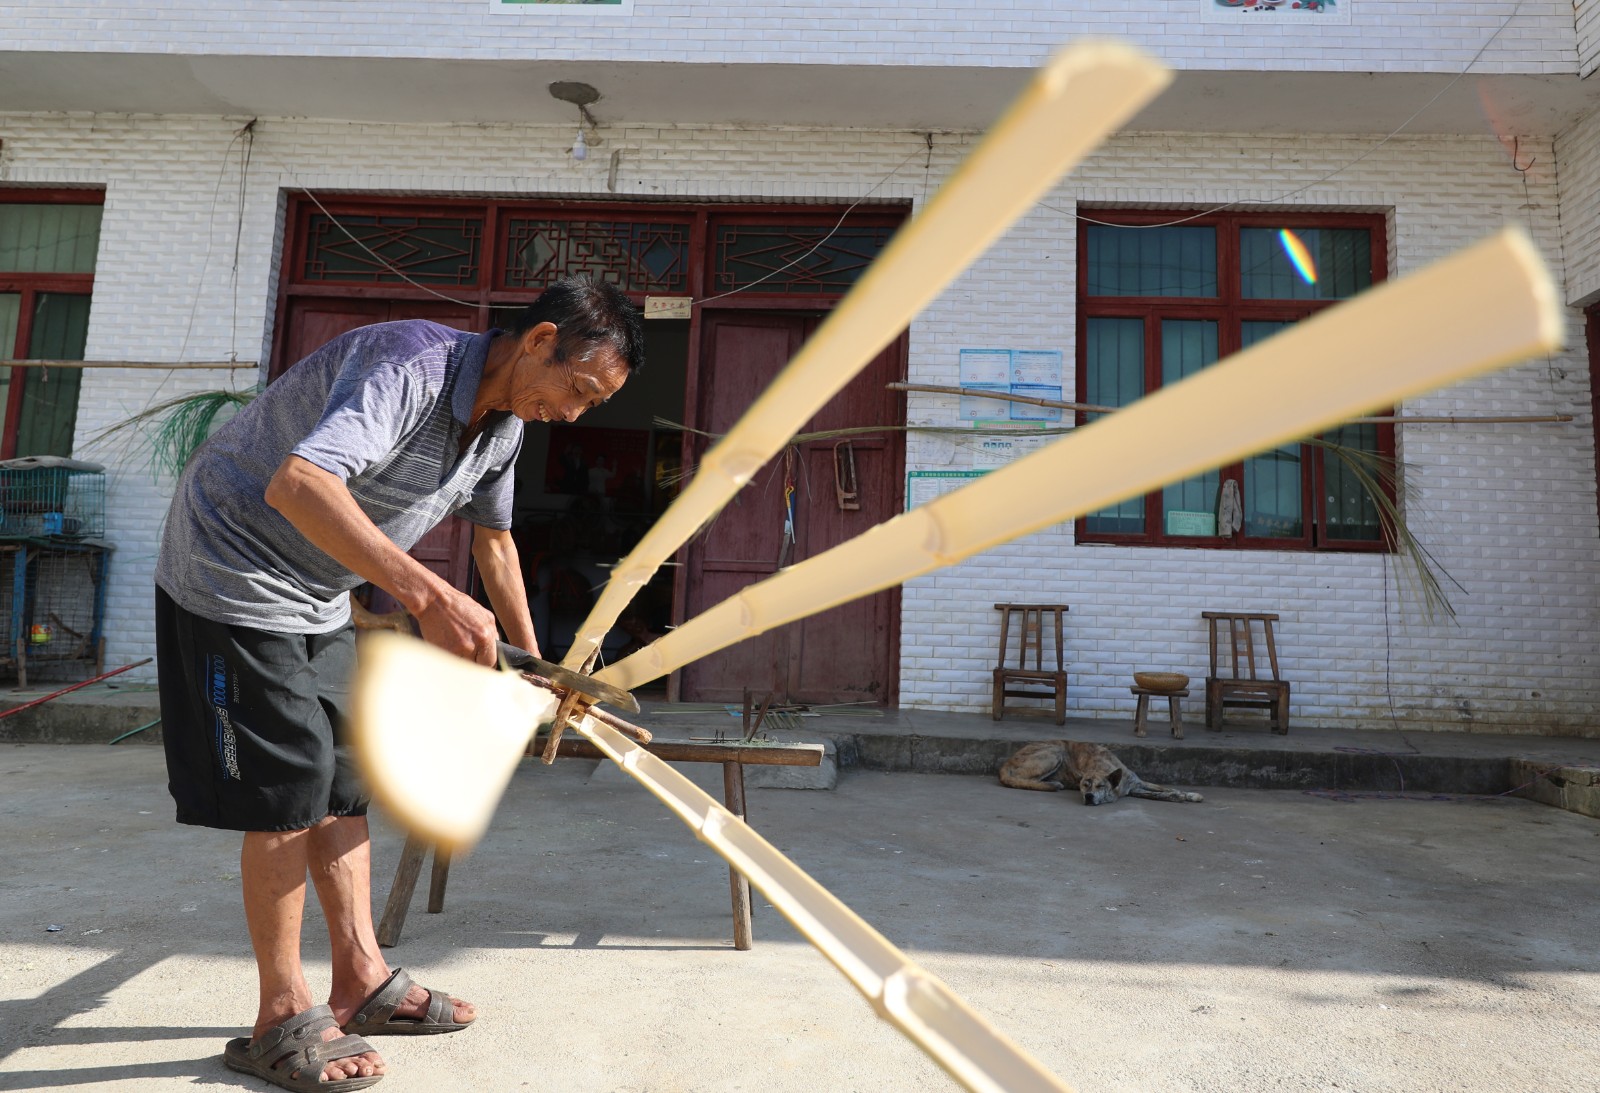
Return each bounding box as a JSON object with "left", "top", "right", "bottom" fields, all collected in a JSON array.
[
  {"left": 490, "top": 0, "right": 633, "bottom": 12},
  {"left": 1202, "top": 0, "right": 1351, "bottom": 24}
]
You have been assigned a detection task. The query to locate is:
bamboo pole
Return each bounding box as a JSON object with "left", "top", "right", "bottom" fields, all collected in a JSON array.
[
  {"left": 0, "top": 360, "right": 258, "bottom": 370},
  {"left": 349, "top": 633, "right": 1075, "bottom": 1093},
  {"left": 887, "top": 382, "right": 1574, "bottom": 426},
  {"left": 597, "top": 227, "right": 1562, "bottom": 692},
  {"left": 561, "top": 42, "right": 1172, "bottom": 672}
]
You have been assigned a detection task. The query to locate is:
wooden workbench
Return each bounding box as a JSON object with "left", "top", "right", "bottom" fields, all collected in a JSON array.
[{"left": 376, "top": 733, "right": 826, "bottom": 951}]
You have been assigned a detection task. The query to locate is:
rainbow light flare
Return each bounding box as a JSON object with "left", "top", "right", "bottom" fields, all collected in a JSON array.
[{"left": 1278, "top": 228, "right": 1318, "bottom": 284}]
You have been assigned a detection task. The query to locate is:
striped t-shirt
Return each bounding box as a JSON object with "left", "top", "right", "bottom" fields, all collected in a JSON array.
[{"left": 156, "top": 321, "right": 523, "bottom": 633}]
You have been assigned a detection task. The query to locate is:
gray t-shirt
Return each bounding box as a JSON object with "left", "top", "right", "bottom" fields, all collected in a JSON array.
[{"left": 156, "top": 321, "right": 523, "bottom": 633}]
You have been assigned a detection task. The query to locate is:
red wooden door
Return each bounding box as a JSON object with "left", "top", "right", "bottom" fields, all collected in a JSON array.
[
  {"left": 678, "top": 312, "right": 905, "bottom": 705},
  {"left": 274, "top": 297, "right": 482, "bottom": 608}
]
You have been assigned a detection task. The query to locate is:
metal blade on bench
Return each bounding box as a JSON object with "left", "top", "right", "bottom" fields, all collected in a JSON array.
[{"left": 349, "top": 632, "right": 1075, "bottom": 1093}]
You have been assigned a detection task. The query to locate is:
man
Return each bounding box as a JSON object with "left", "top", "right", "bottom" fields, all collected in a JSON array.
[{"left": 155, "top": 276, "right": 644, "bottom": 1090}]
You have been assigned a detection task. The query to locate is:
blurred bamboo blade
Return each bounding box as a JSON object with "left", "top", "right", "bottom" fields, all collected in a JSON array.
[
  {"left": 562, "top": 42, "right": 1172, "bottom": 672},
  {"left": 594, "top": 227, "right": 1560, "bottom": 692}
]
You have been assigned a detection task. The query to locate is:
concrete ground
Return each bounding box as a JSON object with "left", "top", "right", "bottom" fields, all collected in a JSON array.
[{"left": 3, "top": 743, "right": 1598, "bottom": 1092}]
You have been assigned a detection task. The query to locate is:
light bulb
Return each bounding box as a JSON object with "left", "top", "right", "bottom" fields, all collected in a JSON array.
[{"left": 572, "top": 126, "right": 588, "bottom": 162}]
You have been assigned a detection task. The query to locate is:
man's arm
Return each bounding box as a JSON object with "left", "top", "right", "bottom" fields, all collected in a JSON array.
[
  {"left": 471, "top": 525, "right": 540, "bottom": 658},
  {"left": 265, "top": 455, "right": 500, "bottom": 663}
]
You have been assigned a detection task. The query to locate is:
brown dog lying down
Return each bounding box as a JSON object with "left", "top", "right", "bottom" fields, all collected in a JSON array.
[{"left": 999, "top": 740, "right": 1204, "bottom": 805}]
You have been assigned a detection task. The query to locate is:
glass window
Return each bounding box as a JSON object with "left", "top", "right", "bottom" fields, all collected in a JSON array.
[
  {"left": 1077, "top": 211, "right": 1390, "bottom": 551},
  {"left": 1086, "top": 224, "right": 1216, "bottom": 297},
  {"left": 0, "top": 197, "right": 101, "bottom": 459},
  {"left": 302, "top": 213, "right": 483, "bottom": 285},
  {"left": 713, "top": 223, "right": 894, "bottom": 294},
  {"left": 0, "top": 204, "right": 102, "bottom": 274},
  {"left": 503, "top": 218, "right": 689, "bottom": 293},
  {"left": 1240, "top": 226, "right": 1371, "bottom": 301},
  {"left": 1160, "top": 320, "right": 1221, "bottom": 536},
  {"left": 15, "top": 294, "right": 91, "bottom": 457},
  {"left": 1083, "top": 317, "right": 1145, "bottom": 535}
]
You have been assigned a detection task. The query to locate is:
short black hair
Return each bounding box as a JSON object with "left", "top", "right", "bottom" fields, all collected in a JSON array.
[{"left": 504, "top": 276, "right": 645, "bottom": 375}]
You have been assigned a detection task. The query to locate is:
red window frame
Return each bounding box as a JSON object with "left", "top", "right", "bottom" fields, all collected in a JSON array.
[
  {"left": 1075, "top": 208, "right": 1394, "bottom": 552},
  {"left": 0, "top": 189, "right": 102, "bottom": 458}
]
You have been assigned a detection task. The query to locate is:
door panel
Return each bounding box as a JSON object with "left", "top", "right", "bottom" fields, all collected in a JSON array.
[{"left": 680, "top": 311, "right": 904, "bottom": 705}]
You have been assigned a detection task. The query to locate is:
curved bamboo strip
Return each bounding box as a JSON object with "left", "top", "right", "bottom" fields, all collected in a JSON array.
[
  {"left": 349, "top": 632, "right": 1074, "bottom": 1092},
  {"left": 595, "top": 226, "right": 1561, "bottom": 691},
  {"left": 562, "top": 41, "right": 1172, "bottom": 671}
]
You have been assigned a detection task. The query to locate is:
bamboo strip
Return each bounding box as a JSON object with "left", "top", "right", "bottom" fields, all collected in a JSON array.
[
  {"left": 348, "top": 633, "right": 1075, "bottom": 1093},
  {"left": 888, "top": 382, "right": 1119, "bottom": 416},
  {"left": 888, "top": 382, "right": 1574, "bottom": 426},
  {"left": 596, "top": 227, "right": 1561, "bottom": 691},
  {"left": 574, "top": 717, "right": 1074, "bottom": 1093},
  {"left": 561, "top": 42, "right": 1172, "bottom": 672},
  {"left": 0, "top": 360, "right": 258, "bottom": 370}
]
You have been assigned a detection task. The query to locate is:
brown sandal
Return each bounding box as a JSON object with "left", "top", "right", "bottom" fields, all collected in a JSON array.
[
  {"left": 342, "top": 967, "right": 471, "bottom": 1036},
  {"left": 223, "top": 1004, "right": 382, "bottom": 1091}
]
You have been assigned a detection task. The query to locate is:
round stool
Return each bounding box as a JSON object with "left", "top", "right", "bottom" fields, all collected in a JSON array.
[{"left": 1130, "top": 686, "right": 1189, "bottom": 739}]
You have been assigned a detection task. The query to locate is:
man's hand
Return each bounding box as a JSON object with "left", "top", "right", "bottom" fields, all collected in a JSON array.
[
  {"left": 266, "top": 456, "right": 506, "bottom": 665},
  {"left": 413, "top": 585, "right": 501, "bottom": 666}
]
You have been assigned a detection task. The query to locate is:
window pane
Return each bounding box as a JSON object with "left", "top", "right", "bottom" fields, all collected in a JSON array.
[
  {"left": 0, "top": 294, "right": 18, "bottom": 432},
  {"left": 1085, "top": 225, "right": 1216, "bottom": 297},
  {"left": 1243, "top": 444, "right": 1303, "bottom": 538},
  {"left": 1083, "top": 317, "right": 1145, "bottom": 534},
  {"left": 1160, "top": 320, "right": 1220, "bottom": 535},
  {"left": 15, "top": 294, "right": 90, "bottom": 457},
  {"left": 1240, "top": 227, "right": 1371, "bottom": 300},
  {"left": 1238, "top": 321, "right": 1303, "bottom": 537},
  {"left": 1322, "top": 423, "right": 1384, "bottom": 541},
  {"left": 0, "top": 204, "right": 102, "bottom": 274},
  {"left": 713, "top": 223, "right": 893, "bottom": 294},
  {"left": 504, "top": 218, "right": 689, "bottom": 293},
  {"left": 303, "top": 213, "right": 483, "bottom": 285}
]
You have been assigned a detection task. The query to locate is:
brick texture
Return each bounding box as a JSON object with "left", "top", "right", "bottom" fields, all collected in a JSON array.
[{"left": 0, "top": 109, "right": 1594, "bottom": 734}]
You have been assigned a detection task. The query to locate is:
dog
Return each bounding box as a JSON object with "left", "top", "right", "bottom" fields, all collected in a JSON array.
[{"left": 999, "top": 740, "right": 1204, "bottom": 805}]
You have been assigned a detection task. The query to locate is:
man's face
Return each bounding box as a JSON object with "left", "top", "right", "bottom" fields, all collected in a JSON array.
[{"left": 509, "top": 326, "right": 630, "bottom": 425}]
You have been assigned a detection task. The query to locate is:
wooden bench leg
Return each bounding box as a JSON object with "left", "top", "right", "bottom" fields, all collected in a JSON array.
[
  {"left": 377, "top": 833, "right": 429, "bottom": 948},
  {"left": 427, "top": 847, "right": 452, "bottom": 914},
  {"left": 1133, "top": 693, "right": 1150, "bottom": 737},
  {"left": 1168, "top": 695, "right": 1183, "bottom": 740},
  {"left": 722, "top": 760, "right": 754, "bottom": 951}
]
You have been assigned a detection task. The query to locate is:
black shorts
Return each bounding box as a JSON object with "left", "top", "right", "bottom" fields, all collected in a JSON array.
[{"left": 155, "top": 586, "right": 368, "bottom": 832}]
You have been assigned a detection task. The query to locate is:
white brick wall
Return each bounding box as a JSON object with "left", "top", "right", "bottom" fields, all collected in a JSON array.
[
  {"left": 1579, "top": 0, "right": 1600, "bottom": 75},
  {"left": 0, "top": 109, "right": 1594, "bottom": 734},
  {"left": 1556, "top": 108, "right": 1600, "bottom": 306},
  {"left": 0, "top": 0, "right": 1580, "bottom": 75}
]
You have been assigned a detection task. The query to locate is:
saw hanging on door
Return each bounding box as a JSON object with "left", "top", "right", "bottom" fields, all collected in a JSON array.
[{"left": 351, "top": 40, "right": 1562, "bottom": 1093}]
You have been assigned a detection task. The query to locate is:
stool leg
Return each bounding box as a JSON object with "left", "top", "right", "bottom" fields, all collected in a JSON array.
[
  {"left": 722, "top": 760, "right": 754, "bottom": 951},
  {"left": 1168, "top": 695, "right": 1183, "bottom": 740},
  {"left": 427, "top": 847, "right": 452, "bottom": 914},
  {"left": 377, "top": 834, "right": 428, "bottom": 948},
  {"left": 1134, "top": 693, "right": 1149, "bottom": 737}
]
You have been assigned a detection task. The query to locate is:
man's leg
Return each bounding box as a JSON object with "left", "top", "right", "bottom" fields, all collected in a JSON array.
[
  {"left": 309, "top": 814, "right": 476, "bottom": 1027},
  {"left": 242, "top": 828, "right": 384, "bottom": 1083}
]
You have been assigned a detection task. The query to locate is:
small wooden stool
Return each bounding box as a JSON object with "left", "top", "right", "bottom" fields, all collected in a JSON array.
[{"left": 1131, "top": 686, "right": 1188, "bottom": 739}]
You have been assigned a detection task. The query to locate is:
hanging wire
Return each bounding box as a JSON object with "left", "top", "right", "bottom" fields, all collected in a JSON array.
[
  {"left": 693, "top": 140, "right": 927, "bottom": 308},
  {"left": 1063, "top": 0, "right": 1533, "bottom": 230}
]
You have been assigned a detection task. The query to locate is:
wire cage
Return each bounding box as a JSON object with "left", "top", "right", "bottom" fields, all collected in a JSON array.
[
  {"left": 0, "top": 457, "right": 107, "bottom": 541},
  {"left": 0, "top": 543, "right": 109, "bottom": 685}
]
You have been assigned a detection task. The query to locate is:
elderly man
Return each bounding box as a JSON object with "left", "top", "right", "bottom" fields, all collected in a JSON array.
[{"left": 154, "top": 276, "right": 644, "bottom": 1090}]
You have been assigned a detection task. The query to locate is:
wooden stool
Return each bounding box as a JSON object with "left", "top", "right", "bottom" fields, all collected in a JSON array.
[{"left": 1131, "top": 686, "right": 1188, "bottom": 739}]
